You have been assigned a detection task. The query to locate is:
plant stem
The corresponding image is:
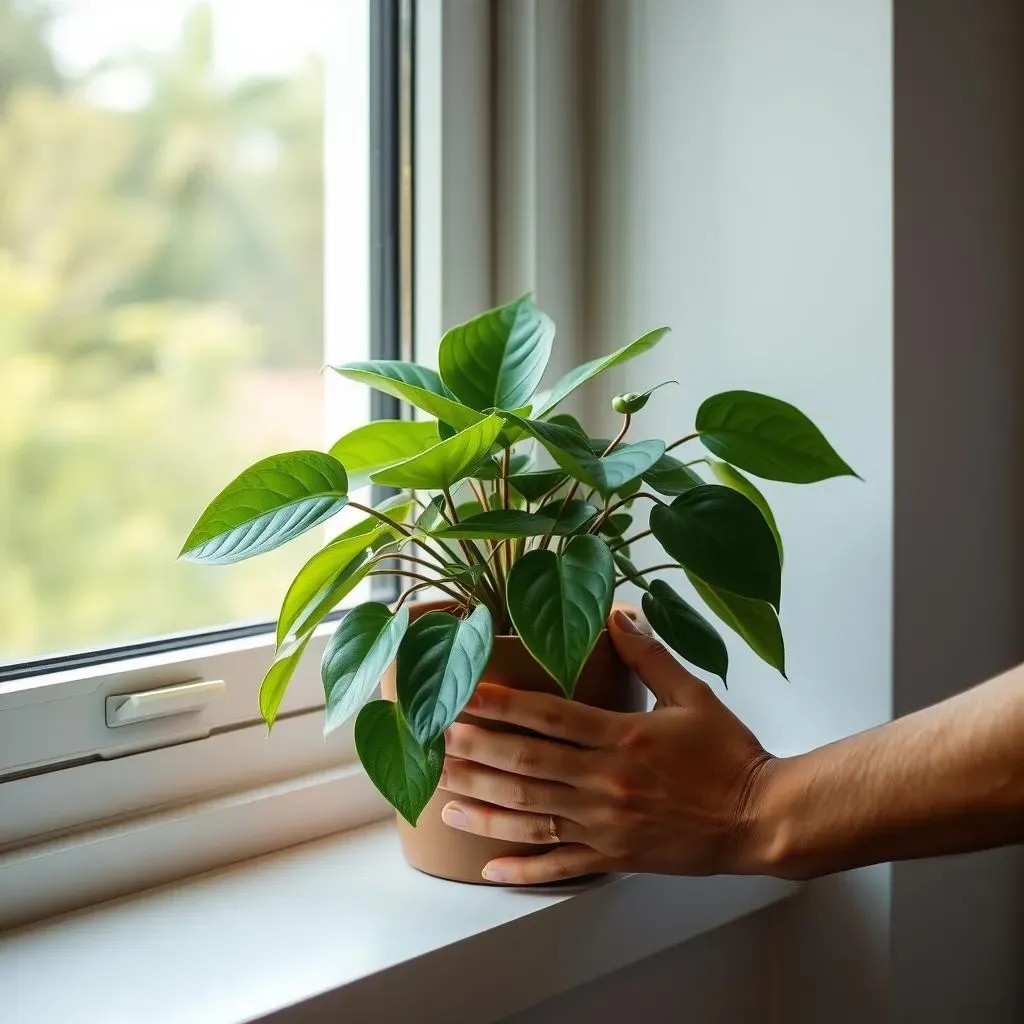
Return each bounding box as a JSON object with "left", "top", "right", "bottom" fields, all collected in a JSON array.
[
  {"left": 665, "top": 431, "right": 701, "bottom": 453},
  {"left": 628, "top": 562, "right": 682, "bottom": 576},
  {"left": 367, "top": 569, "right": 467, "bottom": 608},
  {"left": 610, "top": 528, "right": 652, "bottom": 552},
  {"left": 394, "top": 580, "right": 442, "bottom": 612},
  {"left": 602, "top": 414, "right": 631, "bottom": 457},
  {"left": 589, "top": 492, "right": 666, "bottom": 535}
]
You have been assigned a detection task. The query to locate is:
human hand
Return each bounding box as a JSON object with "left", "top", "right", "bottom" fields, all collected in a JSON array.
[{"left": 440, "top": 609, "right": 777, "bottom": 884}]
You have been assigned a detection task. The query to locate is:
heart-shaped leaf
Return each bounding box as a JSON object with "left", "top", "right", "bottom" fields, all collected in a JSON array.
[
  {"left": 506, "top": 535, "right": 615, "bottom": 696},
  {"left": 329, "top": 420, "right": 441, "bottom": 490},
  {"left": 642, "top": 579, "right": 728, "bottom": 684},
  {"left": 687, "top": 571, "right": 786, "bottom": 676},
  {"left": 322, "top": 603, "right": 410, "bottom": 735},
  {"left": 180, "top": 451, "right": 349, "bottom": 564},
  {"left": 708, "top": 460, "right": 783, "bottom": 564},
  {"left": 643, "top": 453, "right": 704, "bottom": 496},
  {"left": 260, "top": 634, "right": 313, "bottom": 729},
  {"left": 508, "top": 469, "right": 566, "bottom": 502},
  {"left": 598, "top": 513, "right": 633, "bottom": 540},
  {"left": 438, "top": 295, "right": 555, "bottom": 411},
  {"left": 332, "top": 360, "right": 483, "bottom": 432},
  {"left": 696, "top": 391, "right": 858, "bottom": 483},
  {"left": 354, "top": 699, "right": 444, "bottom": 826},
  {"left": 650, "top": 485, "right": 781, "bottom": 609},
  {"left": 536, "top": 327, "right": 670, "bottom": 417},
  {"left": 372, "top": 414, "right": 505, "bottom": 490},
  {"left": 535, "top": 499, "right": 600, "bottom": 534},
  {"left": 396, "top": 605, "right": 493, "bottom": 745}
]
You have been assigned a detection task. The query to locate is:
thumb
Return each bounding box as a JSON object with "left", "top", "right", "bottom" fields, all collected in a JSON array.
[{"left": 609, "top": 609, "right": 706, "bottom": 706}]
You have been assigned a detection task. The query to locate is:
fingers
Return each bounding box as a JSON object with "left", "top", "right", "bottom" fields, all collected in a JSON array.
[
  {"left": 445, "top": 722, "right": 593, "bottom": 784},
  {"left": 481, "top": 845, "right": 606, "bottom": 885},
  {"left": 465, "top": 682, "right": 622, "bottom": 748},
  {"left": 609, "top": 609, "right": 707, "bottom": 706},
  {"left": 441, "top": 799, "right": 583, "bottom": 846},
  {"left": 441, "top": 760, "right": 585, "bottom": 820}
]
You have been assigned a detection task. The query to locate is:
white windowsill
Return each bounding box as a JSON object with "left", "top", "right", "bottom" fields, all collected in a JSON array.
[{"left": 1, "top": 820, "right": 796, "bottom": 1024}]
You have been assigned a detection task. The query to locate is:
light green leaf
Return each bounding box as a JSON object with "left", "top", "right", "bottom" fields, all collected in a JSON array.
[
  {"left": 536, "top": 327, "right": 670, "bottom": 417},
  {"left": 416, "top": 495, "right": 446, "bottom": 532},
  {"left": 687, "top": 571, "right": 786, "bottom": 676},
  {"left": 322, "top": 603, "right": 410, "bottom": 735},
  {"left": 643, "top": 453, "right": 704, "bottom": 496},
  {"left": 371, "top": 414, "right": 505, "bottom": 490},
  {"left": 396, "top": 605, "right": 494, "bottom": 745},
  {"left": 259, "top": 634, "right": 312, "bottom": 729},
  {"left": 354, "top": 700, "right": 444, "bottom": 826},
  {"left": 696, "top": 391, "right": 858, "bottom": 483},
  {"left": 434, "top": 509, "right": 559, "bottom": 540},
  {"left": 708, "top": 460, "right": 784, "bottom": 564},
  {"left": 506, "top": 535, "right": 615, "bottom": 696},
  {"left": 438, "top": 295, "right": 555, "bottom": 411},
  {"left": 180, "top": 451, "right": 349, "bottom": 564},
  {"left": 509, "top": 469, "right": 566, "bottom": 502},
  {"left": 332, "top": 360, "right": 483, "bottom": 431},
  {"left": 328, "top": 420, "right": 441, "bottom": 490},
  {"left": 643, "top": 579, "right": 728, "bottom": 684},
  {"left": 535, "top": 499, "right": 600, "bottom": 534},
  {"left": 650, "top": 485, "right": 781, "bottom": 609}
]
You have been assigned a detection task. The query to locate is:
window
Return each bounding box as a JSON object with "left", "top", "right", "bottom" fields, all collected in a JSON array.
[{"left": 0, "top": 0, "right": 411, "bottom": 926}]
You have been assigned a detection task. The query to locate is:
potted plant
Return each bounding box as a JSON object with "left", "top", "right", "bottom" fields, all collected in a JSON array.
[{"left": 181, "top": 295, "right": 856, "bottom": 883}]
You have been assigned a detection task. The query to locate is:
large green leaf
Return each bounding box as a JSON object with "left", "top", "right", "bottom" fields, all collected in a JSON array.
[
  {"left": 650, "top": 485, "right": 782, "bottom": 609},
  {"left": 535, "top": 499, "right": 600, "bottom": 534},
  {"left": 396, "top": 605, "right": 494, "bottom": 745},
  {"left": 506, "top": 535, "right": 615, "bottom": 696},
  {"left": 696, "top": 391, "right": 858, "bottom": 483},
  {"left": 438, "top": 295, "right": 555, "bottom": 411},
  {"left": 371, "top": 414, "right": 505, "bottom": 490},
  {"left": 331, "top": 360, "right": 483, "bottom": 431},
  {"left": 259, "top": 634, "right": 312, "bottom": 729},
  {"left": 535, "top": 327, "right": 670, "bottom": 417},
  {"left": 322, "top": 603, "right": 410, "bottom": 735},
  {"left": 434, "top": 509, "right": 559, "bottom": 540},
  {"left": 504, "top": 415, "right": 664, "bottom": 496},
  {"left": 354, "top": 700, "right": 445, "bottom": 826},
  {"left": 180, "top": 451, "right": 349, "bottom": 564},
  {"left": 708, "top": 460, "right": 784, "bottom": 564},
  {"left": 328, "top": 420, "right": 441, "bottom": 489},
  {"left": 642, "top": 579, "right": 728, "bottom": 684},
  {"left": 643, "top": 453, "right": 704, "bottom": 496},
  {"left": 687, "top": 571, "right": 786, "bottom": 676},
  {"left": 508, "top": 469, "right": 566, "bottom": 502}
]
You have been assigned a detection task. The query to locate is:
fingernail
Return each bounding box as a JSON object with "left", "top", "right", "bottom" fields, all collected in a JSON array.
[
  {"left": 483, "top": 864, "right": 510, "bottom": 883},
  {"left": 441, "top": 803, "right": 468, "bottom": 828},
  {"left": 613, "top": 609, "right": 642, "bottom": 634},
  {"left": 465, "top": 690, "right": 483, "bottom": 710}
]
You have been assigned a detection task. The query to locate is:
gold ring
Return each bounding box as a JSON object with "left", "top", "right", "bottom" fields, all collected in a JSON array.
[{"left": 548, "top": 815, "right": 560, "bottom": 843}]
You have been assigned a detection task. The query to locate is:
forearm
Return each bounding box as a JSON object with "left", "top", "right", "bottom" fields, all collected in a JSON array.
[{"left": 746, "top": 664, "right": 1024, "bottom": 880}]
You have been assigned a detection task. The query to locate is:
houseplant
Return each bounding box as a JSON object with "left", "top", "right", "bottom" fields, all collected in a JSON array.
[{"left": 180, "top": 295, "right": 856, "bottom": 882}]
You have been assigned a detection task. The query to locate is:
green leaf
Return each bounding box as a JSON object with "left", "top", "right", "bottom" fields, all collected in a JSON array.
[
  {"left": 650, "top": 485, "right": 782, "bottom": 609},
  {"left": 643, "top": 453, "right": 704, "bottom": 496},
  {"left": 535, "top": 499, "right": 600, "bottom": 534},
  {"left": 328, "top": 420, "right": 441, "bottom": 490},
  {"left": 506, "top": 535, "right": 615, "bottom": 696},
  {"left": 504, "top": 415, "right": 664, "bottom": 496},
  {"left": 396, "top": 605, "right": 494, "bottom": 745},
  {"left": 687, "top": 571, "right": 786, "bottom": 676},
  {"left": 434, "top": 509, "right": 559, "bottom": 540},
  {"left": 508, "top": 469, "right": 566, "bottom": 502},
  {"left": 332, "top": 360, "right": 483, "bottom": 432},
  {"left": 371, "top": 414, "right": 505, "bottom": 489},
  {"left": 322, "top": 603, "right": 410, "bottom": 735},
  {"left": 642, "top": 579, "right": 728, "bottom": 684},
  {"left": 536, "top": 327, "right": 670, "bottom": 417},
  {"left": 708, "top": 461, "right": 784, "bottom": 564},
  {"left": 180, "top": 451, "right": 349, "bottom": 564},
  {"left": 696, "top": 391, "right": 858, "bottom": 483},
  {"left": 259, "top": 634, "right": 312, "bottom": 729},
  {"left": 470, "top": 450, "right": 532, "bottom": 480},
  {"left": 598, "top": 513, "right": 633, "bottom": 539},
  {"left": 613, "top": 551, "right": 650, "bottom": 590},
  {"left": 546, "top": 412, "right": 587, "bottom": 434},
  {"left": 354, "top": 700, "right": 444, "bottom": 826},
  {"left": 416, "top": 495, "right": 446, "bottom": 532},
  {"left": 438, "top": 295, "right": 555, "bottom": 411}
]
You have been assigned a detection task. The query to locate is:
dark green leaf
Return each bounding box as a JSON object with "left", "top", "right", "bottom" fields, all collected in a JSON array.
[
  {"left": 354, "top": 700, "right": 444, "bottom": 826},
  {"left": 643, "top": 453, "right": 704, "bottom": 496},
  {"left": 535, "top": 499, "right": 600, "bottom": 534},
  {"left": 708, "top": 461, "right": 784, "bottom": 563},
  {"left": 643, "top": 579, "right": 728, "bottom": 683},
  {"left": 598, "top": 513, "right": 633, "bottom": 539},
  {"left": 396, "top": 605, "right": 493, "bottom": 745},
  {"left": 650, "top": 485, "right": 782, "bottom": 608},
  {"left": 536, "top": 327, "right": 670, "bottom": 417},
  {"left": 687, "top": 571, "right": 786, "bottom": 676},
  {"left": 322, "top": 603, "right": 410, "bottom": 735},
  {"left": 433, "top": 509, "right": 559, "bottom": 540},
  {"left": 613, "top": 552, "right": 650, "bottom": 590},
  {"left": 546, "top": 413, "right": 587, "bottom": 434},
  {"left": 438, "top": 295, "right": 555, "bottom": 411},
  {"left": 180, "top": 451, "right": 349, "bottom": 564},
  {"left": 696, "top": 391, "right": 858, "bottom": 483},
  {"left": 328, "top": 420, "right": 441, "bottom": 489},
  {"left": 508, "top": 469, "right": 566, "bottom": 502},
  {"left": 260, "top": 634, "right": 312, "bottom": 729},
  {"left": 506, "top": 535, "right": 615, "bottom": 696}
]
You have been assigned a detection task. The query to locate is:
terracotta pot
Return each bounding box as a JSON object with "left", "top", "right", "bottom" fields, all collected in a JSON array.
[{"left": 380, "top": 599, "right": 647, "bottom": 885}]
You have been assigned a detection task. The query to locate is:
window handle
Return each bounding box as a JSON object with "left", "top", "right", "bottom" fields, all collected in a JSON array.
[{"left": 105, "top": 679, "right": 226, "bottom": 728}]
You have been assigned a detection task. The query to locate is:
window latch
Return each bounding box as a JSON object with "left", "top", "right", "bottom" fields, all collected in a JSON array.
[{"left": 105, "top": 679, "right": 226, "bottom": 728}]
